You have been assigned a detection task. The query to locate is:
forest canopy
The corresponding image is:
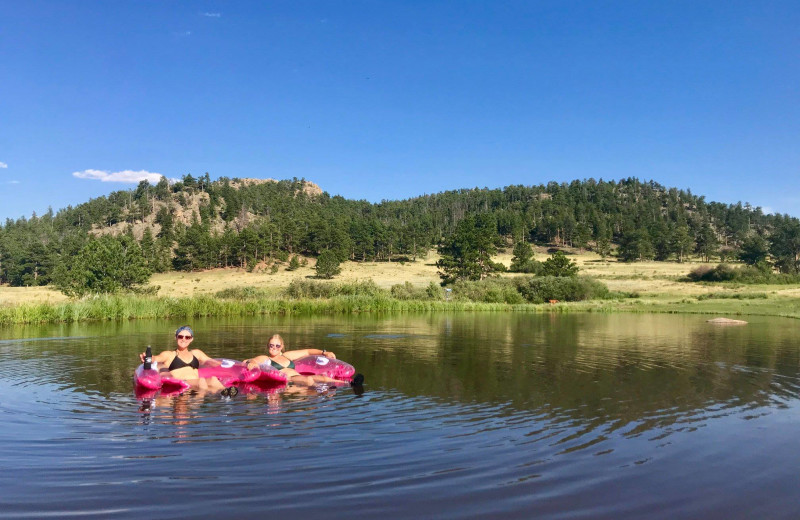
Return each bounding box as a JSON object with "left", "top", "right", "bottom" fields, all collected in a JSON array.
[{"left": 1, "top": 175, "right": 799, "bottom": 291}]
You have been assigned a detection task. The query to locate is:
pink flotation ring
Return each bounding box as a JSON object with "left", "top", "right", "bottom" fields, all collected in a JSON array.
[
  {"left": 133, "top": 363, "right": 191, "bottom": 393},
  {"left": 197, "top": 358, "right": 261, "bottom": 386},
  {"left": 255, "top": 362, "right": 289, "bottom": 384},
  {"left": 292, "top": 355, "right": 356, "bottom": 381}
]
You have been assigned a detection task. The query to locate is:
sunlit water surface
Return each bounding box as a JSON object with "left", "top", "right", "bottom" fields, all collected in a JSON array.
[{"left": 1, "top": 313, "right": 799, "bottom": 519}]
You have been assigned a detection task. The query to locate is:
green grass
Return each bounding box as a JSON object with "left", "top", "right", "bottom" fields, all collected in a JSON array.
[{"left": 2, "top": 283, "right": 800, "bottom": 325}]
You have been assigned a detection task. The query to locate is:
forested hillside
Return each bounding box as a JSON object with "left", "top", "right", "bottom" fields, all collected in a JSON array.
[{"left": 1, "top": 175, "right": 799, "bottom": 287}]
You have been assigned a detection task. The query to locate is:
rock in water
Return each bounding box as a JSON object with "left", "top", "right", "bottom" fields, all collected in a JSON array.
[{"left": 706, "top": 317, "right": 748, "bottom": 325}]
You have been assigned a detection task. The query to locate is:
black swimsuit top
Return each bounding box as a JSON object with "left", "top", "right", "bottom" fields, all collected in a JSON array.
[{"left": 168, "top": 353, "right": 199, "bottom": 371}]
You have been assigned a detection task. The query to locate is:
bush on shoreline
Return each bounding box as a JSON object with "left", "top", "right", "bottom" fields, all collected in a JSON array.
[
  {"left": 688, "top": 263, "right": 800, "bottom": 284},
  {"left": 514, "top": 276, "right": 611, "bottom": 303},
  {"left": 0, "top": 274, "right": 623, "bottom": 325}
]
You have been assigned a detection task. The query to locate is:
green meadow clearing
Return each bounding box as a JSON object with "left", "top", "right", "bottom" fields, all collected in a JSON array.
[{"left": 2, "top": 249, "right": 800, "bottom": 324}]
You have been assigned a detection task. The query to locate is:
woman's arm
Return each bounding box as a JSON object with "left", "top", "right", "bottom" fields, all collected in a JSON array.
[
  {"left": 139, "top": 350, "right": 172, "bottom": 364},
  {"left": 244, "top": 355, "right": 270, "bottom": 370},
  {"left": 284, "top": 348, "right": 336, "bottom": 360}
]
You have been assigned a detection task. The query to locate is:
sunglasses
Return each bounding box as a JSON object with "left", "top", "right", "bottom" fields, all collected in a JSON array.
[
  {"left": 177, "top": 335, "right": 193, "bottom": 340},
  {"left": 268, "top": 343, "right": 282, "bottom": 348}
]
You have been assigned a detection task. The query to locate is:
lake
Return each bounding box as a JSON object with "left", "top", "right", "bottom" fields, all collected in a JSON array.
[{"left": 1, "top": 312, "right": 799, "bottom": 519}]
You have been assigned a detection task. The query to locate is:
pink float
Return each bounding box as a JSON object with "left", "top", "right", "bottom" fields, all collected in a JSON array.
[
  {"left": 292, "top": 355, "right": 356, "bottom": 381},
  {"left": 197, "top": 358, "right": 261, "bottom": 386},
  {"left": 133, "top": 363, "right": 191, "bottom": 393},
  {"left": 255, "top": 362, "right": 290, "bottom": 384}
]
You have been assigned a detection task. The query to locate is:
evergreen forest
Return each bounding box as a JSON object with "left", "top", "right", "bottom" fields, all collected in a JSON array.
[{"left": 2, "top": 175, "right": 799, "bottom": 289}]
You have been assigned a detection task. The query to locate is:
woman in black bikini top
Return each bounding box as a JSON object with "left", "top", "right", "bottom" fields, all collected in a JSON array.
[
  {"left": 138, "top": 326, "right": 224, "bottom": 392},
  {"left": 168, "top": 353, "right": 200, "bottom": 371}
]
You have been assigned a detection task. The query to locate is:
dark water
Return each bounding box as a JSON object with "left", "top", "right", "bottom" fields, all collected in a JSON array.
[{"left": 1, "top": 313, "right": 799, "bottom": 519}]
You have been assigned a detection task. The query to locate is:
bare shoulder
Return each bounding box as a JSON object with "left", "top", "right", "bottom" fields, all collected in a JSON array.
[{"left": 190, "top": 349, "right": 213, "bottom": 361}]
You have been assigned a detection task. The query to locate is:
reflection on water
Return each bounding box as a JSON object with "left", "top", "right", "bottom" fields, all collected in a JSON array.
[{"left": 1, "top": 313, "right": 800, "bottom": 519}]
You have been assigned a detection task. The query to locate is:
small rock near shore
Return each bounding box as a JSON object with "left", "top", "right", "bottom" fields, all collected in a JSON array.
[{"left": 706, "top": 317, "right": 748, "bottom": 325}]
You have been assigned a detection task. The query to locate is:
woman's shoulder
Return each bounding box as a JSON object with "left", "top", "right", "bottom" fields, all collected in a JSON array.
[{"left": 189, "top": 348, "right": 211, "bottom": 360}]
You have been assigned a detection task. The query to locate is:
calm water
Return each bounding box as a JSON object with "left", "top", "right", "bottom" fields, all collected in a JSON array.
[{"left": 1, "top": 313, "right": 799, "bottom": 519}]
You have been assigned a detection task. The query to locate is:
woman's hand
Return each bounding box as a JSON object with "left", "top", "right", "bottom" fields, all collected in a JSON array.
[{"left": 323, "top": 351, "right": 336, "bottom": 359}]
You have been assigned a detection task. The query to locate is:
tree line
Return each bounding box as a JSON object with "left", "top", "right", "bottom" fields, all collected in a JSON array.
[{"left": 1, "top": 176, "right": 799, "bottom": 290}]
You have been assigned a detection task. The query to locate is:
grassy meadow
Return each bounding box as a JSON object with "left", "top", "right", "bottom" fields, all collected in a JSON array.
[{"left": 2, "top": 248, "right": 800, "bottom": 324}]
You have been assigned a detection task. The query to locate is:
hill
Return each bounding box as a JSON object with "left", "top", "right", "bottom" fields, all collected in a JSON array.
[{"left": 1, "top": 175, "right": 799, "bottom": 289}]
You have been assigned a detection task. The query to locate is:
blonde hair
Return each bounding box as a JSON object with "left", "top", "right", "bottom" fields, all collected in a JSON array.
[{"left": 266, "top": 334, "right": 285, "bottom": 354}]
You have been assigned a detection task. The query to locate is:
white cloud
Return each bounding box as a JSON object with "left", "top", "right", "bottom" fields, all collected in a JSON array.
[
  {"left": 0, "top": 161, "right": 7, "bottom": 168},
  {"left": 6, "top": 180, "right": 19, "bottom": 184},
  {"left": 202, "top": 12, "right": 221, "bottom": 17},
  {"left": 73, "top": 169, "right": 164, "bottom": 183}
]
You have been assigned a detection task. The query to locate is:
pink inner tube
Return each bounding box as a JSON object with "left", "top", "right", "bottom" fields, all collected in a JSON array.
[
  {"left": 292, "top": 355, "right": 356, "bottom": 381},
  {"left": 197, "top": 358, "right": 261, "bottom": 386},
  {"left": 133, "top": 364, "right": 191, "bottom": 392},
  {"left": 240, "top": 382, "right": 287, "bottom": 395},
  {"left": 255, "top": 363, "right": 290, "bottom": 384}
]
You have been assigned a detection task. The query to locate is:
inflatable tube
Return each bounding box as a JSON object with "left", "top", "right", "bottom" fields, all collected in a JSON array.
[
  {"left": 255, "top": 362, "right": 290, "bottom": 384},
  {"left": 240, "top": 382, "right": 287, "bottom": 396},
  {"left": 197, "top": 358, "right": 261, "bottom": 386},
  {"left": 292, "top": 355, "right": 356, "bottom": 381},
  {"left": 133, "top": 363, "right": 191, "bottom": 392}
]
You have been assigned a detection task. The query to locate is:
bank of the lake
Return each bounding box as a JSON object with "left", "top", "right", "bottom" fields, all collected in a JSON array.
[
  {"left": 2, "top": 291, "right": 800, "bottom": 325},
  {"left": 3, "top": 251, "right": 800, "bottom": 324}
]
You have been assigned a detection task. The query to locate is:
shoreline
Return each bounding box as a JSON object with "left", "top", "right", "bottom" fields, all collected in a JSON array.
[
  {"left": 3, "top": 250, "right": 800, "bottom": 324},
  {"left": 1, "top": 291, "right": 799, "bottom": 326}
]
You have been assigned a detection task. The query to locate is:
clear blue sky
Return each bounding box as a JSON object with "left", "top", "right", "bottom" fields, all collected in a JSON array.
[{"left": 1, "top": 1, "right": 798, "bottom": 221}]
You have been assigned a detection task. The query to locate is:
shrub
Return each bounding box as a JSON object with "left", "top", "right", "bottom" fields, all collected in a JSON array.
[
  {"left": 687, "top": 263, "right": 800, "bottom": 284},
  {"left": 541, "top": 251, "right": 579, "bottom": 277},
  {"left": 687, "top": 264, "right": 715, "bottom": 281},
  {"left": 315, "top": 250, "right": 342, "bottom": 279},
  {"left": 708, "top": 264, "right": 737, "bottom": 281},
  {"left": 286, "top": 256, "right": 301, "bottom": 271},
  {"left": 425, "top": 281, "right": 445, "bottom": 300},
  {"left": 284, "top": 279, "right": 385, "bottom": 299},
  {"left": 215, "top": 286, "right": 272, "bottom": 299},
  {"left": 514, "top": 276, "right": 610, "bottom": 303},
  {"left": 510, "top": 259, "right": 542, "bottom": 274},
  {"left": 284, "top": 280, "right": 337, "bottom": 299},
  {"left": 391, "top": 282, "right": 428, "bottom": 300},
  {"left": 449, "top": 278, "right": 525, "bottom": 304},
  {"left": 696, "top": 292, "right": 768, "bottom": 301},
  {"left": 490, "top": 260, "right": 508, "bottom": 273}
]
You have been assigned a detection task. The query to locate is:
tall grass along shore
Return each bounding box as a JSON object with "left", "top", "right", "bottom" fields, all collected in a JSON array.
[
  {"left": 3, "top": 251, "right": 800, "bottom": 325},
  {"left": 2, "top": 279, "right": 800, "bottom": 325}
]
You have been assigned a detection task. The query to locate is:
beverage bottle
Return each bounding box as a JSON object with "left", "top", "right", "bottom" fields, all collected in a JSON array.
[{"left": 144, "top": 346, "right": 153, "bottom": 370}]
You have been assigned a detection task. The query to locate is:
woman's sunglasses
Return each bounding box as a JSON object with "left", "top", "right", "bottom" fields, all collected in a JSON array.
[
  {"left": 177, "top": 335, "right": 193, "bottom": 340},
  {"left": 268, "top": 343, "right": 282, "bottom": 348}
]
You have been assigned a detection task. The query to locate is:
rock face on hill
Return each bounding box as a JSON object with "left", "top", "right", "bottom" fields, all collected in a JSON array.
[
  {"left": 91, "top": 177, "right": 324, "bottom": 240},
  {"left": 229, "top": 178, "right": 323, "bottom": 197}
]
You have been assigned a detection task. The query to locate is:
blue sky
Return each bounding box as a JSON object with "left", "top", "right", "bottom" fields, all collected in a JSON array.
[{"left": 1, "top": 1, "right": 798, "bottom": 221}]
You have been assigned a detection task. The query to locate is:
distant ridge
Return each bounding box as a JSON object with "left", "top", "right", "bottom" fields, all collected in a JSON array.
[{"left": 1, "top": 176, "right": 799, "bottom": 287}]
